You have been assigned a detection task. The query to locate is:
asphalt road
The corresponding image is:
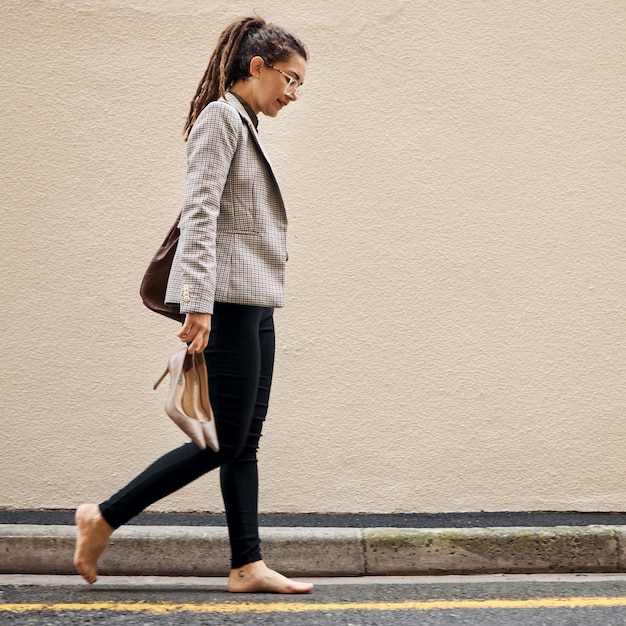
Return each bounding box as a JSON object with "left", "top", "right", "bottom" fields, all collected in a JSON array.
[
  {"left": 3, "top": 573, "right": 626, "bottom": 625},
  {"left": 4, "top": 509, "right": 626, "bottom": 527}
]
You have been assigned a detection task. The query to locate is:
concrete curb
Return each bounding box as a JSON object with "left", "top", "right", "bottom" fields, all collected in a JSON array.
[{"left": 1, "top": 524, "right": 624, "bottom": 577}]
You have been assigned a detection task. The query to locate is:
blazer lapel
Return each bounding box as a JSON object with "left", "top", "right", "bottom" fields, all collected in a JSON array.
[{"left": 223, "top": 92, "right": 277, "bottom": 176}]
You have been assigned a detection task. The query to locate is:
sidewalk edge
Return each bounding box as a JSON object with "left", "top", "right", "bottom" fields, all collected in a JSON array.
[{"left": 0, "top": 524, "right": 623, "bottom": 577}]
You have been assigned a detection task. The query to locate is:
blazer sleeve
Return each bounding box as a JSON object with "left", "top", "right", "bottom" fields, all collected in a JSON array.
[{"left": 175, "top": 102, "right": 241, "bottom": 314}]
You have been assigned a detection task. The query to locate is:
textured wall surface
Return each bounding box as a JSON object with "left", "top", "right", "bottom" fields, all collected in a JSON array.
[{"left": 1, "top": 0, "right": 625, "bottom": 513}]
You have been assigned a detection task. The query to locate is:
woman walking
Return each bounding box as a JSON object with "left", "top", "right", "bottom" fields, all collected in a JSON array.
[{"left": 74, "top": 16, "right": 313, "bottom": 594}]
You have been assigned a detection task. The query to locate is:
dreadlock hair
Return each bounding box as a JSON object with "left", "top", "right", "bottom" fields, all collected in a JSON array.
[{"left": 183, "top": 16, "right": 308, "bottom": 140}]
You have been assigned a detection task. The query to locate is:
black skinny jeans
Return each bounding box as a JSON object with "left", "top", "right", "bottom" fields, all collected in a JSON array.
[{"left": 99, "top": 303, "right": 275, "bottom": 569}]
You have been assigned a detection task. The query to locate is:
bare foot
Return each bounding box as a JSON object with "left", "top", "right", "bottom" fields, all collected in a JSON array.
[
  {"left": 227, "top": 560, "right": 314, "bottom": 594},
  {"left": 74, "top": 503, "right": 114, "bottom": 584}
]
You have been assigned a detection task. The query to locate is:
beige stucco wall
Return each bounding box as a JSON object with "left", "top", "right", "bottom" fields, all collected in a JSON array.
[{"left": 1, "top": 0, "right": 625, "bottom": 514}]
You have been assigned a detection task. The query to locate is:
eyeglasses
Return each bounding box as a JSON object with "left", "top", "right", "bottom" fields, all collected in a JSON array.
[{"left": 263, "top": 61, "right": 303, "bottom": 97}]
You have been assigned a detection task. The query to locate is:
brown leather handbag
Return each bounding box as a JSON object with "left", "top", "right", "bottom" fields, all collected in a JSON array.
[{"left": 140, "top": 214, "right": 184, "bottom": 322}]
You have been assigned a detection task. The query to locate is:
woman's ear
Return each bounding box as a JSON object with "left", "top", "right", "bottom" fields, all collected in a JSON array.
[{"left": 249, "top": 55, "right": 264, "bottom": 78}]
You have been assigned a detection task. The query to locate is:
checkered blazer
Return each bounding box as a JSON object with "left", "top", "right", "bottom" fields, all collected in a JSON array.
[{"left": 165, "top": 92, "right": 288, "bottom": 314}]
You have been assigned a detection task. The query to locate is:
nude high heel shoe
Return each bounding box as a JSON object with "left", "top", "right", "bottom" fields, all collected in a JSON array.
[
  {"left": 154, "top": 347, "right": 206, "bottom": 449},
  {"left": 192, "top": 352, "right": 219, "bottom": 452}
]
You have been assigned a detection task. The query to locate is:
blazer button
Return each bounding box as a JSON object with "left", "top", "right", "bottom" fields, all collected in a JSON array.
[{"left": 183, "top": 285, "right": 190, "bottom": 303}]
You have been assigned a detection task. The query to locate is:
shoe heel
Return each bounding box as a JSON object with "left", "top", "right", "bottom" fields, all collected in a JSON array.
[{"left": 153, "top": 366, "right": 169, "bottom": 390}]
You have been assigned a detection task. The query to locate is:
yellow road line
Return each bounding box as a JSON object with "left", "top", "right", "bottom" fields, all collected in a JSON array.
[{"left": 3, "top": 597, "right": 626, "bottom": 614}]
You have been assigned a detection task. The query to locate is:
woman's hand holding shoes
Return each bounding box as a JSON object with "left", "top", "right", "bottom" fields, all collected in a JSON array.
[{"left": 177, "top": 312, "right": 212, "bottom": 353}]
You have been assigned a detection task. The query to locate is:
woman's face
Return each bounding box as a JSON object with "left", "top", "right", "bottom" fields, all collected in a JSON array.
[{"left": 254, "top": 54, "right": 307, "bottom": 117}]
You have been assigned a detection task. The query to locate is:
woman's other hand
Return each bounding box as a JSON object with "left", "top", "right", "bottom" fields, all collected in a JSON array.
[{"left": 177, "top": 312, "right": 212, "bottom": 353}]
